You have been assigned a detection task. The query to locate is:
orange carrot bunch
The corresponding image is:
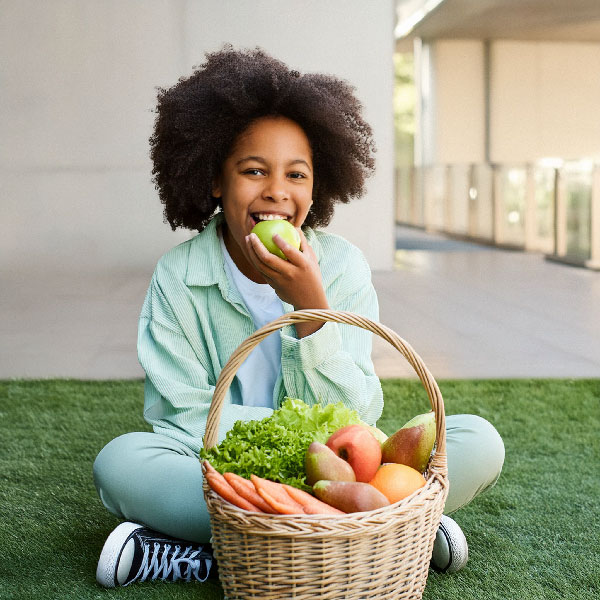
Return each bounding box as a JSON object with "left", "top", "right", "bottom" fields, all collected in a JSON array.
[{"left": 203, "top": 461, "right": 343, "bottom": 516}]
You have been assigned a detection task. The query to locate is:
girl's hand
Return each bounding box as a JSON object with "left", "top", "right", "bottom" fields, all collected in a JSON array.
[{"left": 244, "top": 229, "right": 329, "bottom": 338}]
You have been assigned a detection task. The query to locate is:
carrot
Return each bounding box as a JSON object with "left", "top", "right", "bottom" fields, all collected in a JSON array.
[
  {"left": 205, "top": 472, "right": 263, "bottom": 513},
  {"left": 223, "top": 471, "right": 255, "bottom": 491},
  {"left": 251, "top": 475, "right": 304, "bottom": 514},
  {"left": 223, "top": 472, "right": 277, "bottom": 514},
  {"left": 202, "top": 460, "right": 219, "bottom": 477},
  {"left": 282, "top": 484, "right": 345, "bottom": 515},
  {"left": 256, "top": 487, "right": 304, "bottom": 515}
]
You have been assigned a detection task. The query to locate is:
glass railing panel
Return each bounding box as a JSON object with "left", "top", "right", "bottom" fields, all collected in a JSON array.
[
  {"left": 497, "top": 166, "right": 526, "bottom": 247},
  {"left": 393, "top": 160, "right": 596, "bottom": 268},
  {"left": 471, "top": 163, "right": 494, "bottom": 241},
  {"left": 423, "top": 165, "right": 447, "bottom": 231},
  {"left": 447, "top": 164, "right": 470, "bottom": 236},
  {"left": 563, "top": 162, "right": 592, "bottom": 261},
  {"left": 533, "top": 166, "right": 556, "bottom": 254}
]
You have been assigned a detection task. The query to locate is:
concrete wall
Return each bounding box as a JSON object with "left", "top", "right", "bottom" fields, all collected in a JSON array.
[
  {"left": 490, "top": 40, "right": 600, "bottom": 163},
  {"left": 416, "top": 38, "right": 600, "bottom": 166},
  {"left": 1, "top": 0, "right": 396, "bottom": 273},
  {"left": 418, "top": 40, "right": 486, "bottom": 165}
]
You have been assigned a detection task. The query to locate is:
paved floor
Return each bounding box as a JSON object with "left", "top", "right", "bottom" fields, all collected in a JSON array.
[
  {"left": 373, "top": 227, "right": 600, "bottom": 379},
  {"left": 2, "top": 226, "right": 599, "bottom": 380}
]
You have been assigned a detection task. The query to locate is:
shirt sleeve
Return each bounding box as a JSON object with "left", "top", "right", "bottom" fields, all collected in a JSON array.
[
  {"left": 277, "top": 241, "right": 384, "bottom": 426},
  {"left": 138, "top": 274, "right": 273, "bottom": 455}
]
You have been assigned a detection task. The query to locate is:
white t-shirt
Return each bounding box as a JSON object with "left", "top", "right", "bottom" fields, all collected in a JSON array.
[{"left": 220, "top": 234, "right": 284, "bottom": 408}]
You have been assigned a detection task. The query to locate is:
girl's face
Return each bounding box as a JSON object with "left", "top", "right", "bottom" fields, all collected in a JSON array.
[{"left": 212, "top": 116, "right": 314, "bottom": 281}]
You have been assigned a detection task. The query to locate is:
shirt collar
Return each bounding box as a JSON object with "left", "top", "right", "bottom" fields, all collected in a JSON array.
[{"left": 185, "top": 212, "right": 227, "bottom": 287}]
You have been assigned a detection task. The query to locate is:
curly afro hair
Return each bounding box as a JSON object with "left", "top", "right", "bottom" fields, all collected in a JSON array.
[{"left": 149, "top": 46, "right": 376, "bottom": 232}]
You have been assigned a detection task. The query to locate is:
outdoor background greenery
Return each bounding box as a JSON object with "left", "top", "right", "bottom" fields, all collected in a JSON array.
[
  {"left": 394, "top": 52, "right": 415, "bottom": 168},
  {"left": 0, "top": 378, "right": 598, "bottom": 600}
]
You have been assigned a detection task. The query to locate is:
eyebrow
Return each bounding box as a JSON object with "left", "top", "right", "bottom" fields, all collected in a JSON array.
[{"left": 236, "top": 156, "right": 312, "bottom": 172}]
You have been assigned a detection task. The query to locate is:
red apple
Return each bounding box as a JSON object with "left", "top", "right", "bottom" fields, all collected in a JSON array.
[{"left": 325, "top": 425, "right": 382, "bottom": 482}]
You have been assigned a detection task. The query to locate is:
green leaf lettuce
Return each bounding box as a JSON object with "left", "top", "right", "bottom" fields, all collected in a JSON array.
[{"left": 199, "top": 397, "right": 363, "bottom": 490}]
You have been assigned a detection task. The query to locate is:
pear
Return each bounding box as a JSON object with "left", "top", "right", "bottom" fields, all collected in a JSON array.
[
  {"left": 381, "top": 411, "right": 436, "bottom": 473},
  {"left": 313, "top": 480, "right": 390, "bottom": 513},
  {"left": 304, "top": 442, "right": 356, "bottom": 486},
  {"left": 363, "top": 423, "right": 388, "bottom": 445}
]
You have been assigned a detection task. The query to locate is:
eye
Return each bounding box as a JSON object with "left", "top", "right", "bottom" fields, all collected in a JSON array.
[
  {"left": 243, "top": 168, "right": 265, "bottom": 176},
  {"left": 288, "top": 171, "right": 307, "bottom": 180}
]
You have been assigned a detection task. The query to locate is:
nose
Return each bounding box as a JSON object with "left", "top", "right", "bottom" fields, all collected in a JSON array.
[{"left": 262, "top": 174, "right": 288, "bottom": 202}]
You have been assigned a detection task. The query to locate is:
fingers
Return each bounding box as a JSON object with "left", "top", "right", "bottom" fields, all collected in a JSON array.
[
  {"left": 244, "top": 230, "right": 319, "bottom": 299},
  {"left": 297, "top": 229, "right": 318, "bottom": 262},
  {"left": 244, "top": 230, "right": 325, "bottom": 309},
  {"left": 298, "top": 228, "right": 309, "bottom": 252},
  {"left": 245, "top": 233, "right": 287, "bottom": 276},
  {"left": 245, "top": 232, "right": 304, "bottom": 270},
  {"left": 272, "top": 234, "right": 304, "bottom": 263}
]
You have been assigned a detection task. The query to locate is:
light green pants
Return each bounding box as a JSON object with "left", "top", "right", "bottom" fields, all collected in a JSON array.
[{"left": 93, "top": 414, "right": 504, "bottom": 543}]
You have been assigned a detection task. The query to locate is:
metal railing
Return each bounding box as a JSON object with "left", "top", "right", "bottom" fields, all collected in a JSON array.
[{"left": 395, "top": 161, "right": 600, "bottom": 269}]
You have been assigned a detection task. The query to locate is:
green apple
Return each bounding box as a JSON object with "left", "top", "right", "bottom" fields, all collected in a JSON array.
[
  {"left": 251, "top": 219, "right": 301, "bottom": 260},
  {"left": 366, "top": 425, "right": 389, "bottom": 445},
  {"left": 358, "top": 419, "right": 388, "bottom": 445}
]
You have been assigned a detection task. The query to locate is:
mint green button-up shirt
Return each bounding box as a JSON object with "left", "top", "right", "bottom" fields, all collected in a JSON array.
[{"left": 138, "top": 214, "right": 383, "bottom": 454}]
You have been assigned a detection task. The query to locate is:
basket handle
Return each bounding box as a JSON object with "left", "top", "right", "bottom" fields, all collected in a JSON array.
[{"left": 203, "top": 309, "right": 446, "bottom": 459}]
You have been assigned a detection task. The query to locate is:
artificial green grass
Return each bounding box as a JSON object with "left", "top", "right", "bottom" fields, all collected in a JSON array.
[{"left": 0, "top": 379, "right": 598, "bottom": 600}]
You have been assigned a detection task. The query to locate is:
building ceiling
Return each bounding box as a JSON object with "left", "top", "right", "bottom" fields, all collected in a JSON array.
[{"left": 396, "top": 0, "right": 600, "bottom": 46}]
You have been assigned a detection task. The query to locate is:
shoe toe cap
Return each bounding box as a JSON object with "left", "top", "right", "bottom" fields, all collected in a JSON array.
[{"left": 431, "top": 515, "right": 469, "bottom": 574}]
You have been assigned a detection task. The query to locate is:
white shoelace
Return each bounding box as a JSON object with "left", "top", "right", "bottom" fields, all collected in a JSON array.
[{"left": 133, "top": 542, "right": 212, "bottom": 583}]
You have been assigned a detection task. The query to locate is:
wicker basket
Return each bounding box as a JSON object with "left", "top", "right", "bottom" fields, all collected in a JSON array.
[{"left": 202, "top": 309, "right": 448, "bottom": 600}]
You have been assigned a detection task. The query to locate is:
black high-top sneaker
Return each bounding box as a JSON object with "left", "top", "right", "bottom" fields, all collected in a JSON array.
[
  {"left": 96, "top": 522, "right": 215, "bottom": 587},
  {"left": 430, "top": 515, "right": 469, "bottom": 574}
]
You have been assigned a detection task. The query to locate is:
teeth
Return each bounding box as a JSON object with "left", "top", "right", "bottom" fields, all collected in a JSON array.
[{"left": 254, "top": 213, "right": 289, "bottom": 221}]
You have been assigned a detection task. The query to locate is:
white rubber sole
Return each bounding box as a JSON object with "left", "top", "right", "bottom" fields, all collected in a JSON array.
[
  {"left": 431, "top": 515, "right": 469, "bottom": 574},
  {"left": 96, "top": 521, "right": 143, "bottom": 588}
]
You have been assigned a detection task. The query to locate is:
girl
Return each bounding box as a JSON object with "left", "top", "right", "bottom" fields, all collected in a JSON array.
[{"left": 93, "top": 47, "right": 504, "bottom": 588}]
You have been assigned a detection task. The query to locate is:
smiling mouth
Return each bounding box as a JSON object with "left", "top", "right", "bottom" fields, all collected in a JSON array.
[{"left": 251, "top": 212, "right": 292, "bottom": 225}]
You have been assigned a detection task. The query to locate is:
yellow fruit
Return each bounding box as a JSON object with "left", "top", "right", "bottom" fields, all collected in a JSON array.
[{"left": 368, "top": 463, "right": 426, "bottom": 503}]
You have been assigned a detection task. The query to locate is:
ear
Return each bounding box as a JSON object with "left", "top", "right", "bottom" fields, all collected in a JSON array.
[{"left": 212, "top": 176, "right": 222, "bottom": 199}]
